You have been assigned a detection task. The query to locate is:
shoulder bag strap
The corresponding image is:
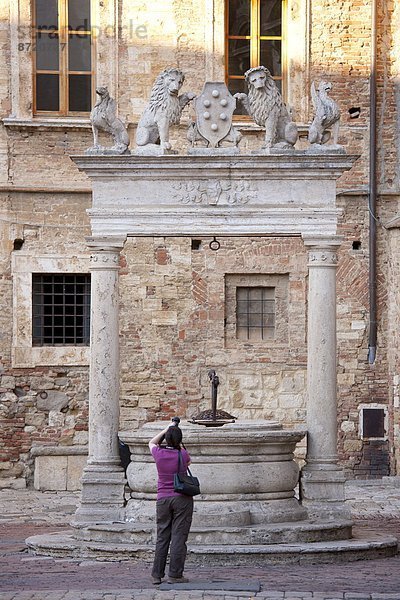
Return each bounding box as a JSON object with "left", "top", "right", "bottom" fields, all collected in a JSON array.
[
  {"left": 177, "top": 449, "right": 183, "bottom": 473},
  {"left": 178, "top": 449, "right": 194, "bottom": 475},
  {"left": 178, "top": 449, "right": 195, "bottom": 479}
]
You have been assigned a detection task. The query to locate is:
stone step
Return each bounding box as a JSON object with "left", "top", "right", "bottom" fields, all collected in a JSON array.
[
  {"left": 26, "top": 528, "right": 398, "bottom": 565},
  {"left": 74, "top": 519, "right": 353, "bottom": 545}
]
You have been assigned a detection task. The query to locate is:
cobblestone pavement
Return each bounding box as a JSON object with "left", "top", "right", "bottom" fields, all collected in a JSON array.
[{"left": 1, "top": 479, "right": 400, "bottom": 600}]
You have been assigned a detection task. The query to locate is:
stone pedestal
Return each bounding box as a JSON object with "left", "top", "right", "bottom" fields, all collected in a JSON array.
[
  {"left": 300, "top": 237, "right": 351, "bottom": 520},
  {"left": 73, "top": 241, "right": 126, "bottom": 525}
]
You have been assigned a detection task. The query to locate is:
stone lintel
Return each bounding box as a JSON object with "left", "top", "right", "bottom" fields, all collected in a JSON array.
[
  {"left": 31, "top": 445, "right": 88, "bottom": 457},
  {"left": 73, "top": 154, "right": 358, "bottom": 239}
]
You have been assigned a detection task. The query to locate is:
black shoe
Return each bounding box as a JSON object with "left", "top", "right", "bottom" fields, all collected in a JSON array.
[{"left": 151, "top": 576, "right": 162, "bottom": 585}]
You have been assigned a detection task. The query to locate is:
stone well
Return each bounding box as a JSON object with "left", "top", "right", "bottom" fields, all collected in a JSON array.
[
  {"left": 26, "top": 418, "right": 398, "bottom": 563},
  {"left": 122, "top": 420, "right": 308, "bottom": 530}
]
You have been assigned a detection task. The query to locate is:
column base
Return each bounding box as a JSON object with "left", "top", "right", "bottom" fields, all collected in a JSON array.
[
  {"left": 300, "top": 464, "right": 352, "bottom": 521},
  {"left": 72, "top": 464, "right": 127, "bottom": 526}
]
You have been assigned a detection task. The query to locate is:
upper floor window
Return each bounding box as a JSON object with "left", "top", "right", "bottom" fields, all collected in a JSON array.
[
  {"left": 33, "top": 0, "right": 93, "bottom": 115},
  {"left": 225, "top": 0, "right": 285, "bottom": 98}
]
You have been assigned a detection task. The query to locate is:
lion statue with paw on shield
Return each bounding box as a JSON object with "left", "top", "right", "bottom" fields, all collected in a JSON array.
[
  {"left": 135, "top": 67, "right": 195, "bottom": 151},
  {"left": 235, "top": 66, "right": 298, "bottom": 151}
]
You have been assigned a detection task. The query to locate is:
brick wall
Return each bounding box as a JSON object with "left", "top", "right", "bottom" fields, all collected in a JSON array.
[{"left": 119, "top": 236, "right": 308, "bottom": 429}]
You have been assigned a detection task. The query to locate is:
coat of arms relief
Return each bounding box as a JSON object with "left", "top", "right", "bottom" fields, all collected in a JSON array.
[{"left": 173, "top": 180, "right": 257, "bottom": 205}]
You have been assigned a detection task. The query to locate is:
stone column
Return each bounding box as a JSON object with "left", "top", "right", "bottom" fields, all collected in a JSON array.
[
  {"left": 74, "top": 239, "right": 126, "bottom": 525},
  {"left": 300, "top": 236, "right": 351, "bottom": 521}
]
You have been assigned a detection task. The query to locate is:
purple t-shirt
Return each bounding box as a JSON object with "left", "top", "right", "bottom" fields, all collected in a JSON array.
[{"left": 151, "top": 446, "right": 191, "bottom": 500}]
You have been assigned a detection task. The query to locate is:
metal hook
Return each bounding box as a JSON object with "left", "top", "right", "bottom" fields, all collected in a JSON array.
[{"left": 209, "top": 236, "right": 220, "bottom": 251}]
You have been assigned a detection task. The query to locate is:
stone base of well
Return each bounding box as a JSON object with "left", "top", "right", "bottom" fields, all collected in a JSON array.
[{"left": 26, "top": 526, "right": 398, "bottom": 564}]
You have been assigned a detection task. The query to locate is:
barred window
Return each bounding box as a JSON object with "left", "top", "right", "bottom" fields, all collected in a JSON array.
[
  {"left": 236, "top": 286, "right": 275, "bottom": 341},
  {"left": 225, "top": 0, "right": 285, "bottom": 102},
  {"left": 32, "top": 274, "right": 91, "bottom": 346},
  {"left": 33, "top": 0, "right": 93, "bottom": 114}
]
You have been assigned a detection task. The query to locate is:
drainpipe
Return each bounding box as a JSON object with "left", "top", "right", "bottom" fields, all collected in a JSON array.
[{"left": 368, "top": 0, "right": 377, "bottom": 364}]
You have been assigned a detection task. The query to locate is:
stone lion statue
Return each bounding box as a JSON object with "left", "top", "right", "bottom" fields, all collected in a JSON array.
[
  {"left": 308, "top": 81, "right": 341, "bottom": 147},
  {"left": 235, "top": 66, "right": 298, "bottom": 151},
  {"left": 87, "top": 86, "right": 130, "bottom": 155},
  {"left": 135, "top": 68, "right": 195, "bottom": 152}
]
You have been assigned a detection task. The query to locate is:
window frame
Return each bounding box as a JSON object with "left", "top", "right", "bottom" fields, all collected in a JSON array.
[
  {"left": 358, "top": 404, "right": 388, "bottom": 441},
  {"left": 8, "top": 0, "right": 120, "bottom": 124},
  {"left": 225, "top": 0, "right": 288, "bottom": 100},
  {"left": 224, "top": 273, "right": 289, "bottom": 349},
  {"left": 32, "top": 0, "right": 95, "bottom": 117},
  {"left": 12, "top": 253, "right": 91, "bottom": 367}
]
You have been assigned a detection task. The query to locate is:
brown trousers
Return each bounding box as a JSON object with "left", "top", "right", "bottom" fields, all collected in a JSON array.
[{"left": 151, "top": 494, "right": 194, "bottom": 579}]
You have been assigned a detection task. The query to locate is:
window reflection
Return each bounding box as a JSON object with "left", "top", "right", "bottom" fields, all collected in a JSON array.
[{"left": 228, "top": 0, "right": 250, "bottom": 36}]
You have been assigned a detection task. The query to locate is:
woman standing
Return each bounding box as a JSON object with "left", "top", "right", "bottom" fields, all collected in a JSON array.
[{"left": 148, "top": 420, "right": 193, "bottom": 585}]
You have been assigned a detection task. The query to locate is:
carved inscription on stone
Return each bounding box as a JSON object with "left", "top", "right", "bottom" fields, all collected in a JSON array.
[
  {"left": 173, "top": 180, "right": 257, "bottom": 205},
  {"left": 91, "top": 252, "right": 120, "bottom": 266},
  {"left": 308, "top": 250, "right": 338, "bottom": 265}
]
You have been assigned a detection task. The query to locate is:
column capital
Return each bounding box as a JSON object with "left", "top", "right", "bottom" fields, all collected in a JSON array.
[
  {"left": 86, "top": 236, "right": 126, "bottom": 270},
  {"left": 303, "top": 235, "right": 342, "bottom": 268}
]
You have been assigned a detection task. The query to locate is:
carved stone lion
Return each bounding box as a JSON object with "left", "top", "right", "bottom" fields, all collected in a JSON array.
[
  {"left": 235, "top": 66, "right": 298, "bottom": 151},
  {"left": 135, "top": 68, "right": 195, "bottom": 152},
  {"left": 87, "top": 86, "right": 130, "bottom": 155},
  {"left": 308, "top": 81, "right": 341, "bottom": 147}
]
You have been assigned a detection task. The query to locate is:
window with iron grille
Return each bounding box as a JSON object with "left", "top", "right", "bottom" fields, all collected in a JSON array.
[
  {"left": 225, "top": 0, "right": 285, "bottom": 107},
  {"left": 32, "top": 274, "right": 91, "bottom": 346},
  {"left": 236, "top": 286, "right": 275, "bottom": 341}
]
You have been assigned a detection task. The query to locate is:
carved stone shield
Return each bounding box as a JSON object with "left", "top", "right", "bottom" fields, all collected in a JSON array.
[{"left": 194, "top": 82, "right": 236, "bottom": 148}]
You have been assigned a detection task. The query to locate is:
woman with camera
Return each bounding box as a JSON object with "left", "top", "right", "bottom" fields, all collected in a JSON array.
[{"left": 148, "top": 418, "right": 193, "bottom": 585}]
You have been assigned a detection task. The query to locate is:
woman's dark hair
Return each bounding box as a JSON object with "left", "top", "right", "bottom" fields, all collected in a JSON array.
[{"left": 165, "top": 426, "right": 182, "bottom": 449}]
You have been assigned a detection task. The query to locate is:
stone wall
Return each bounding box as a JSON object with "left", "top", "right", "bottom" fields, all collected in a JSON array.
[
  {"left": 0, "top": 369, "right": 89, "bottom": 488},
  {"left": 0, "top": 0, "right": 400, "bottom": 486},
  {"left": 119, "top": 236, "right": 308, "bottom": 429},
  {"left": 0, "top": 191, "right": 91, "bottom": 488}
]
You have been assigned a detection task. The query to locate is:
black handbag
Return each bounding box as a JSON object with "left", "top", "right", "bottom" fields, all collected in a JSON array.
[{"left": 173, "top": 450, "right": 201, "bottom": 497}]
